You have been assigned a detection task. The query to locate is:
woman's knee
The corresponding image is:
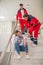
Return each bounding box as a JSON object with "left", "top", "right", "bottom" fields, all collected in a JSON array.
[{"left": 15, "top": 43, "right": 19, "bottom": 48}]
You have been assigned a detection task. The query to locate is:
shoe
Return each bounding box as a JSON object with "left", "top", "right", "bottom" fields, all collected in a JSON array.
[
  {"left": 22, "top": 32, "right": 25, "bottom": 35},
  {"left": 26, "top": 55, "right": 30, "bottom": 59},
  {"left": 25, "top": 30, "right": 27, "bottom": 33},
  {"left": 17, "top": 55, "right": 21, "bottom": 59},
  {"left": 32, "top": 44, "right": 37, "bottom": 47}
]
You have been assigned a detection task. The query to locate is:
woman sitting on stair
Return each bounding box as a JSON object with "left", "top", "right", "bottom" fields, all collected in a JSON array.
[{"left": 14, "top": 30, "right": 29, "bottom": 59}]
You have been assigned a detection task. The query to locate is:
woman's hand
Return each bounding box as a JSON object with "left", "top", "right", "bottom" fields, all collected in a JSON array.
[{"left": 18, "top": 39, "right": 21, "bottom": 44}]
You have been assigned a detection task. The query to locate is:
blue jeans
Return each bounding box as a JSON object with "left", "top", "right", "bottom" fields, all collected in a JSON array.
[{"left": 15, "top": 43, "right": 28, "bottom": 54}]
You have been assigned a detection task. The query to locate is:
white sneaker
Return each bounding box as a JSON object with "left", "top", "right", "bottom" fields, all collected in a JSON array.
[
  {"left": 32, "top": 44, "right": 37, "bottom": 47},
  {"left": 26, "top": 55, "right": 30, "bottom": 59},
  {"left": 17, "top": 55, "right": 21, "bottom": 59}
]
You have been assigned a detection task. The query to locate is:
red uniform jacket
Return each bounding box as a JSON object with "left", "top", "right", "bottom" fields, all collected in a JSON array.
[
  {"left": 27, "top": 15, "right": 41, "bottom": 38},
  {"left": 27, "top": 15, "right": 41, "bottom": 27},
  {"left": 16, "top": 8, "right": 28, "bottom": 21}
]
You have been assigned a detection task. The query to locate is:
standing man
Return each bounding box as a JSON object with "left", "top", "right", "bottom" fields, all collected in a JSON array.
[
  {"left": 23, "top": 14, "right": 41, "bottom": 46},
  {"left": 16, "top": 3, "right": 29, "bottom": 34}
]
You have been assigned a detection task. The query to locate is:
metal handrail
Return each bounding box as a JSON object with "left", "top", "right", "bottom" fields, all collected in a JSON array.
[
  {"left": 0, "top": 34, "right": 13, "bottom": 64},
  {"left": 0, "top": 21, "right": 17, "bottom": 65}
]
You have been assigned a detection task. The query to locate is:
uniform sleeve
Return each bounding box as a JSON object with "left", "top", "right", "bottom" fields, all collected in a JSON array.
[
  {"left": 30, "top": 17, "right": 39, "bottom": 26},
  {"left": 25, "top": 9, "right": 28, "bottom": 14},
  {"left": 16, "top": 11, "right": 19, "bottom": 21}
]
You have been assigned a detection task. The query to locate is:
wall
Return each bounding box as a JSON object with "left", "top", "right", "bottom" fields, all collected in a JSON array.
[
  {"left": 0, "top": 22, "right": 12, "bottom": 51},
  {"left": 0, "top": 0, "right": 43, "bottom": 21}
]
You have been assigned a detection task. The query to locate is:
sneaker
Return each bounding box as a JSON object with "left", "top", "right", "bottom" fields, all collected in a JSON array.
[
  {"left": 17, "top": 55, "right": 21, "bottom": 59},
  {"left": 26, "top": 55, "right": 30, "bottom": 59},
  {"left": 32, "top": 44, "right": 37, "bottom": 47}
]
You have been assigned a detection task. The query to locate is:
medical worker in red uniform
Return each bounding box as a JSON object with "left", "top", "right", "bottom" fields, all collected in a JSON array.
[
  {"left": 16, "top": 3, "right": 29, "bottom": 34},
  {"left": 23, "top": 14, "right": 41, "bottom": 46}
]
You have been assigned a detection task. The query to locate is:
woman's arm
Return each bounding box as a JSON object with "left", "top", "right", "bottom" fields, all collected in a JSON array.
[{"left": 24, "top": 39, "right": 27, "bottom": 47}]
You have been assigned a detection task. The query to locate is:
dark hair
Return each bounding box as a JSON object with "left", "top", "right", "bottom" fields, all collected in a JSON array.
[
  {"left": 19, "top": 3, "right": 23, "bottom": 6},
  {"left": 15, "top": 30, "right": 20, "bottom": 36},
  {"left": 23, "top": 14, "right": 28, "bottom": 17}
]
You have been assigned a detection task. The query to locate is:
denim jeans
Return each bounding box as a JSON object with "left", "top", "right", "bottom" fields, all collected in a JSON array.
[{"left": 15, "top": 43, "right": 28, "bottom": 54}]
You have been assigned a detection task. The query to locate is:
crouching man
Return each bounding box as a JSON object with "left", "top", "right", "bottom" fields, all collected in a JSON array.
[
  {"left": 14, "top": 30, "right": 29, "bottom": 59},
  {"left": 23, "top": 14, "right": 41, "bottom": 46}
]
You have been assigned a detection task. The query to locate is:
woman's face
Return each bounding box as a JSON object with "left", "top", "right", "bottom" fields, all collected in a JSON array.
[{"left": 17, "top": 32, "right": 21, "bottom": 36}]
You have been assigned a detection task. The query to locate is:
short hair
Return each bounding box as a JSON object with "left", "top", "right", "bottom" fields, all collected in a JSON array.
[
  {"left": 23, "top": 14, "right": 28, "bottom": 17},
  {"left": 19, "top": 3, "right": 23, "bottom": 6}
]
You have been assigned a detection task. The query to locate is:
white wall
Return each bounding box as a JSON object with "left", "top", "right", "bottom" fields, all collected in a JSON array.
[
  {"left": 0, "top": 22, "right": 12, "bottom": 51},
  {"left": 0, "top": 0, "right": 43, "bottom": 21},
  {"left": 0, "top": 0, "right": 43, "bottom": 51}
]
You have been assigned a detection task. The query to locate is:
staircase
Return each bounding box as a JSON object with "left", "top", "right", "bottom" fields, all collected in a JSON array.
[
  {"left": 11, "top": 35, "right": 43, "bottom": 65},
  {"left": 0, "top": 22, "right": 43, "bottom": 65}
]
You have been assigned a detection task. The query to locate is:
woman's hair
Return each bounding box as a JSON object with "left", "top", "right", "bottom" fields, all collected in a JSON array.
[{"left": 15, "top": 30, "right": 20, "bottom": 36}]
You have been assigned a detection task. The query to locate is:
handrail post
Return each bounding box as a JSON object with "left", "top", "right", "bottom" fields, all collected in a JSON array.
[{"left": 10, "top": 42, "right": 12, "bottom": 65}]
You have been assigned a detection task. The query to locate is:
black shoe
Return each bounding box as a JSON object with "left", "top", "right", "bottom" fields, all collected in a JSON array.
[
  {"left": 33, "top": 38, "right": 38, "bottom": 45},
  {"left": 24, "top": 30, "right": 27, "bottom": 33},
  {"left": 22, "top": 32, "right": 25, "bottom": 35},
  {"left": 30, "top": 36, "right": 33, "bottom": 41}
]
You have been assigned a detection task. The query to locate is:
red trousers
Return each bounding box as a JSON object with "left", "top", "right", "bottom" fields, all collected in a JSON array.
[
  {"left": 28, "top": 23, "right": 41, "bottom": 38},
  {"left": 19, "top": 19, "right": 29, "bottom": 31}
]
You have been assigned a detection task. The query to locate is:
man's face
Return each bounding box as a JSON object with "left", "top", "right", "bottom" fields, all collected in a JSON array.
[
  {"left": 24, "top": 17, "right": 28, "bottom": 21},
  {"left": 20, "top": 6, "right": 23, "bottom": 9}
]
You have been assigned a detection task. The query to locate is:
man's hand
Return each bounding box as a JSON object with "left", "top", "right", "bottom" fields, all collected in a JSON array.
[{"left": 25, "top": 33, "right": 31, "bottom": 37}]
